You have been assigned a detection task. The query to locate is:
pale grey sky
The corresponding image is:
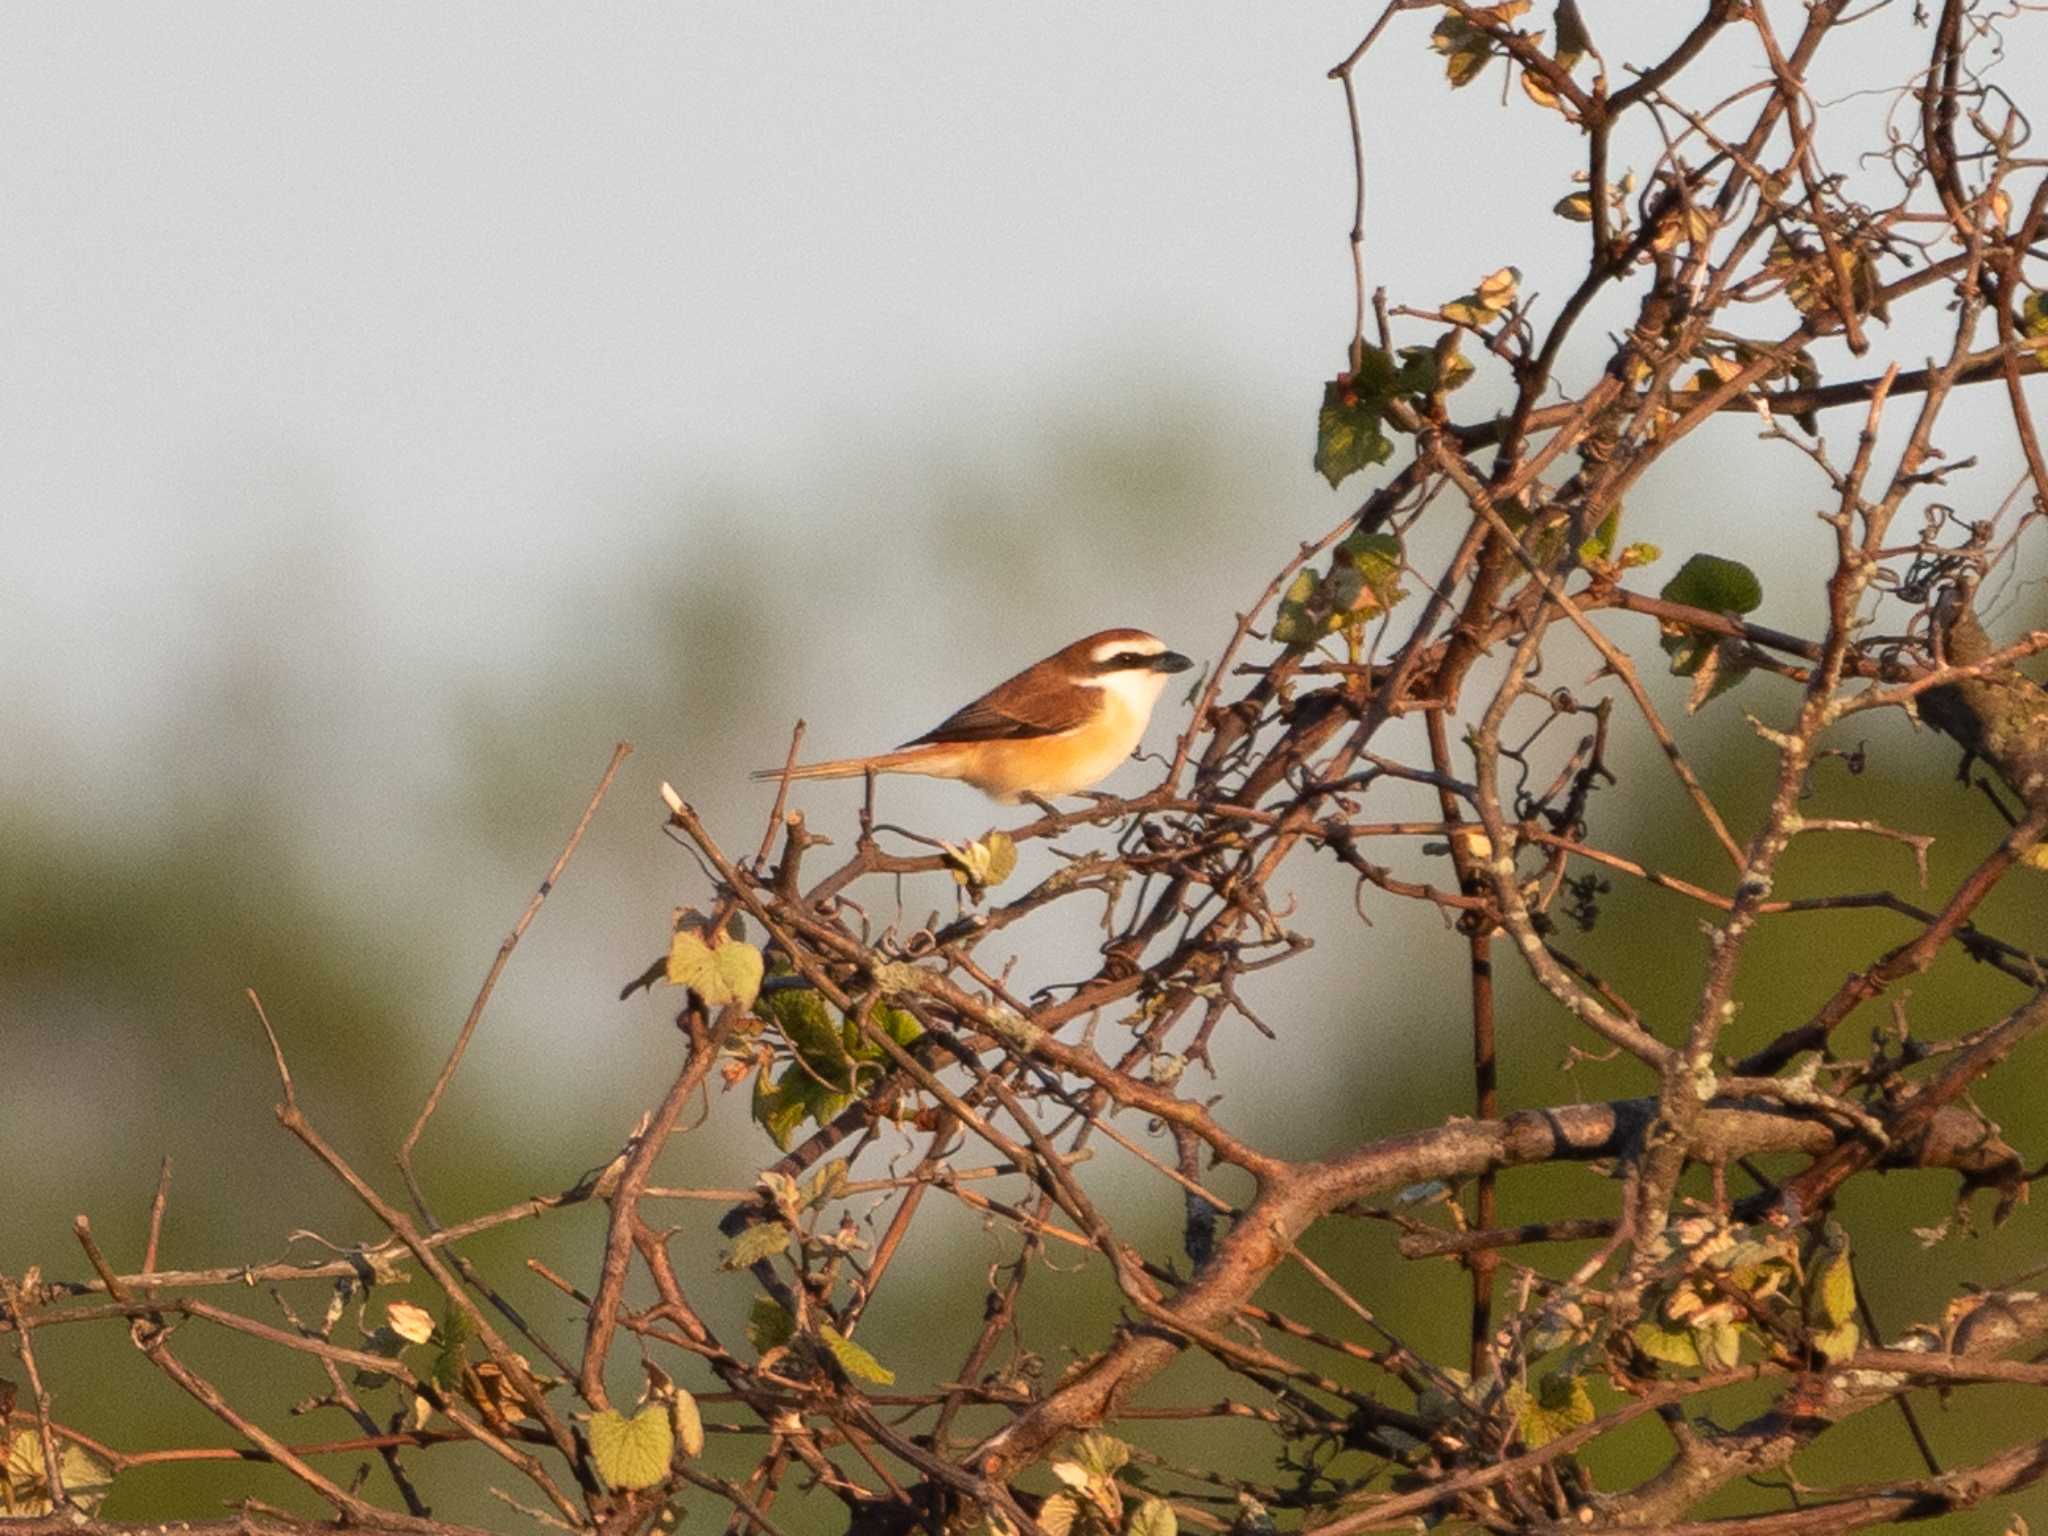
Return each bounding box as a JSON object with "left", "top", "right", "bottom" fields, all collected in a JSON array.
[{"left": 2, "top": 3, "right": 1712, "bottom": 776}]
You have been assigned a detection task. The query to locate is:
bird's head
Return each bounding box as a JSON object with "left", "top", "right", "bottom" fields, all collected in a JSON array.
[{"left": 1061, "top": 628, "right": 1195, "bottom": 718}]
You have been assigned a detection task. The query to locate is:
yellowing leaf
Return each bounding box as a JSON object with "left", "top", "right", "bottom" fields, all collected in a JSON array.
[
  {"left": 666, "top": 933, "right": 765, "bottom": 1011},
  {"left": 1632, "top": 1320, "right": 1701, "bottom": 1367},
  {"left": 1694, "top": 1319, "right": 1743, "bottom": 1370},
  {"left": 1617, "top": 542, "right": 1660, "bottom": 570},
  {"left": 1038, "top": 1493, "right": 1079, "bottom": 1536},
  {"left": 820, "top": 1325, "right": 895, "bottom": 1384},
  {"left": 1475, "top": 266, "right": 1519, "bottom": 309},
  {"left": 1517, "top": 1372, "right": 1594, "bottom": 1447},
  {"left": 1812, "top": 1320, "right": 1860, "bottom": 1364},
  {"left": 1813, "top": 1249, "right": 1857, "bottom": 1329},
  {"left": 1130, "top": 1497, "right": 1178, "bottom": 1536},
  {"left": 4, "top": 1428, "right": 117, "bottom": 1516},
  {"left": 588, "top": 1406, "right": 674, "bottom": 1491},
  {"left": 801, "top": 1157, "right": 851, "bottom": 1208},
  {"left": 944, "top": 831, "right": 1019, "bottom": 890},
  {"left": 982, "top": 830, "right": 1017, "bottom": 884},
  {"left": 2021, "top": 292, "right": 2048, "bottom": 339},
  {"left": 1554, "top": 191, "right": 1594, "bottom": 222},
  {"left": 1074, "top": 1431, "right": 1131, "bottom": 1478}
]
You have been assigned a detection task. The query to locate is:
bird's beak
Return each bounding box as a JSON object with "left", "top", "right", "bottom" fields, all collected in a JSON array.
[{"left": 1154, "top": 651, "right": 1195, "bottom": 675}]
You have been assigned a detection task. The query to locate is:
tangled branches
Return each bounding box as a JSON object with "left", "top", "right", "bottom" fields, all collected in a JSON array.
[{"left": 8, "top": 3, "right": 2048, "bottom": 1534}]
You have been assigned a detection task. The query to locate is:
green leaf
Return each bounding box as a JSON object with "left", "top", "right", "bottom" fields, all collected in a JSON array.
[
  {"left": 1660, "top": 552, "right": 1763, "bottom": 615},
  {"left": 758, "top": 984, "right": 853, "bottom": 1080},
  {"left": 1632, "top": 1320, "right": 1701, "bottom": 1367},
  {"left": 1272, "top": 569, "right": 1327, "bottom": 648},
  {"left": 1129, "top": 1497, "right": 1178, "bottom": 1536},
  {"left": 746, "top": 1299, "right": 793, "bottom": 1354},
  {"left": 1659, "top": 554, "right": 1764, "bottom": 706},
  {"left": 1516, "top": 1371, "right": 1595, "bottom": 1447},
  {"left": 752, "top": 1064, "right": 852, "bottom": 1149},
  {"left": 351, "top": 1324, "right": 409, "bottom": 1390},
  {"left": 669, "top": 1388, "right": 706, "bottom": 1459},
  {"left": 819, "top": 1325, "right": 895, "bottom": 1384},
  {"left": 431, "top": 1302, "right": 475, "bottom": 1391},
  {"left": 1577, "top": 505, "right": 1622, "bottom": 563},
  {"left": 873, "top": 1004, "right": 923, "bottom": 1048},
  {"left": 1337, "top": 531, "right": 1408, "bottom": 612},
  {"left": 750, "top": 1065, "right": 804, "bottom": 1149},
  {"left": 1315, "top": 366, "right": 1397, "bottom": 488},
  {"left": 588, "top": 1405, "right": 674, "bottom": 1491},
  {"left": 722, "top": 1222, "right": 791, "bottom": 1270},
  {"left": 666, "top": 933, "right": 765, "bottom": 1011}
]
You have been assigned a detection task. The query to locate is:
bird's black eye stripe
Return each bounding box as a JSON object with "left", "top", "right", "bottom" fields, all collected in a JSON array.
[{"left": 1098, "top": 651, "right": 1152, "bottom": 670}]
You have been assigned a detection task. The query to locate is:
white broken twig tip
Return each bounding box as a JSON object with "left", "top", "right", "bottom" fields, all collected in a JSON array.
[{"left": 660, "top": 781, "right": 685, "bottom": 816}]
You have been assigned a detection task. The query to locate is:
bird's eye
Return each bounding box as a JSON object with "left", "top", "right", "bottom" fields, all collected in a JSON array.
[{"left": 1111, "top": 652, "right": 1145, "bottom": 667}]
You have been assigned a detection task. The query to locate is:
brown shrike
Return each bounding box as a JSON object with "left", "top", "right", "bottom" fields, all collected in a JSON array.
[{"left": 754, "top": 628, "right": 1194, "bottom": 803}]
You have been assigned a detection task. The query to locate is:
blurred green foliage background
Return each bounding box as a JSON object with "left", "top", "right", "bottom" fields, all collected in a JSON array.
[{"left": 4, "top": 6, "right": 2045, "bottom": 1532}]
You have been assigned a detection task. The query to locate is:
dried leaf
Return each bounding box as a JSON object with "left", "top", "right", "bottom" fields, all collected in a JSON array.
[
  {"left": 669, "top": 1388, "right": 706, "bottom": 1459},
  {"left": 385, "top": 1300, "right": 435, "bottom": 1345}
]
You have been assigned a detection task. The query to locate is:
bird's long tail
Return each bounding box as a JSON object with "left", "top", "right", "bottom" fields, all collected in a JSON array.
[{"left": 749, "top": 746, "right": 960, "bottom": 785}]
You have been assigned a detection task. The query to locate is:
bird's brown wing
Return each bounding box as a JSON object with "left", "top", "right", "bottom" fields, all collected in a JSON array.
[{"left": 901, "top": 676, "right": 1094, "bottom": 746}]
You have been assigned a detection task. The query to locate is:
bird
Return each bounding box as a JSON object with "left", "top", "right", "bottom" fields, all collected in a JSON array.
[{"left": 753, "top": 628, "right": 1195, "bottom": 803}]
